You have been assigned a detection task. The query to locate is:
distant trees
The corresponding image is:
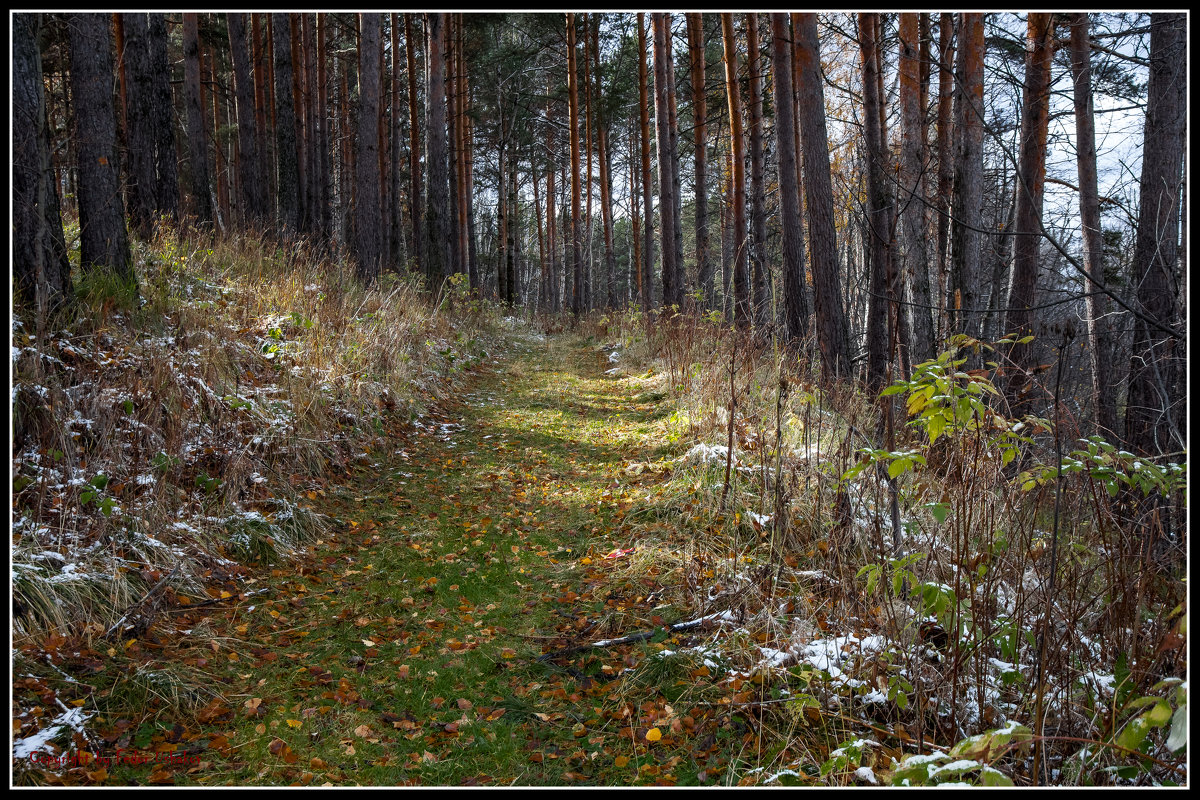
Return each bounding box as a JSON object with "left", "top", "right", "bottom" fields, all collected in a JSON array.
[{"left": 13, "top": 13, "right": 1186, "bottom": 457}]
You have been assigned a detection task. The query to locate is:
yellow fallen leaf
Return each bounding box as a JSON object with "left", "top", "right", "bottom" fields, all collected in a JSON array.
[
  {"left": 615, "top": 755, "right": 629, "bottom": 768},
  {"left": 287, "top": 719, "right": 302, "bottom": 729},
  {"left": 645, "top": 727, "right": 662, "bottom": 742}
]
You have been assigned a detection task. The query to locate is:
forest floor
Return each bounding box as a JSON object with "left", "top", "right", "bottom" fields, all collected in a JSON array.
[{"left": 45, "top": 327, "right": 780, "bottom": 786}]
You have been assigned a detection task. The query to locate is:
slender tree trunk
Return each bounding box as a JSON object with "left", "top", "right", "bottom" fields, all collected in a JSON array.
[
  {"left": 1126, "top": 13, "right": 1186, "bottom": 456},
  {"left": 592, "top": 20, "right": 617, "bottom": 310},
  {"left": 935, "top": 13, "right": 955, "bottom": 343},
  {"left": 687, "top": 13, "right": 713, "bottom": 308},
  {"left": 182, "top": 14, "right": 213, "bottom": 226},
  {"left": 68, "top": 13, "right": 132, "bottom": 279},
  {"left": 290, "top": 17, "right": 309, "bottom": 235},
  {"left": 302, "top": 14, "right": 321, "bottom": 238},
  {"left": 1003, "top": 13, "right": 1054, "bottom": 415},
  {"left": 425, "top": 13, "right": 451, "bottom": 289},
  {"left": 121, "top": 13, "right": 157, "bottom": 237},
  {"left": 271, "top": 13, "right": 302, "bottom": 236},
  {"left": 228, "top": 13, "right": 268, "bottom": 226},
  {"left": 793, "top": 13, "right": 851, "bottom": 379},
  {"left": 770, "top": 14, "right": 809, "bottom": 344},
  {"left": 13, "top": 12, "right": 71, "bottom": 311},
  {"left": 568, "top": 14, "right": 584, "bottom": 315},
  {"left": 746, "top": 14, "right": 770, "bottom": 328},
  {"left": 355, "top": 14, "right": 383, "bottom": 282},
  {"left": 899, "top": 13, "right": 934, "bottom": 363},
  {"left": 637, "top": 14, "right": 655, "bottom": 312},
  {"left": 148, "top": 14, "right": 180, "bottom": 224},
  {"left": 629, "top": 112, "right": 642, "bottom": 308},
  {"left": 547, "top": 83, "right": 559, "bottom": 312},
  {"left": 446, "top": 16, "right": 461, "bottom": 279},
  {"left": 1069, "top": 14, "right": 1118, "bottom": 438},
  {"left": 664, "top": 18, "right": 686, "bottom": 307},
  {"left": 948, "top": 13, "right": 985, "bottom": 338},
  {"left": 860, "top": 13, "right": 891, "bottom": 392},
  {"left": 582, "top": 14, "right": 595, "bottom": 311},
  {"left": 721, "top": 14, "right": 750, "bottom": 326},
  {"left": 406, "top": 15, "right": 424, "bottom": 273}
]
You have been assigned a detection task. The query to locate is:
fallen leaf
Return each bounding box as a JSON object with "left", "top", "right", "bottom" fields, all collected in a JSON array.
[{"left": 645, "top": 727, "right": 662, "bottom": 742}]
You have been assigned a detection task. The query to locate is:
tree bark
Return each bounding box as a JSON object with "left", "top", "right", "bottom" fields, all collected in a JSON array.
[
  {"left": 271, "top": 13, "right": 302, "bottom": 236},
  {"left": 746, "top": 14, "right": 770, "bottom": 328},
  {"left": 183, "top": 14, "right": 213, "bottom": 226},
  {"left": 355, "top": 13, "right": 383, "bottom": 282},
  {"left": 860, "top": 13, "right": 891, "bottom": 393},
  {"left": 1003, "top": 13, "right": 1055, "bottom": 416},
  {"left": 567, "top": 13, "right": 583, "bottom": 316},
  {"left": 899, "top": 13, "right": 934, "bottom": 364},
  {"left": 148, "top": 14, "right": 180, "bottom": 224},
  {"left": 228, "top": 13, "right": 268, "bottom": 226},
  {"left": 425, "top": 13, "right": 451, "bottom": 289},
  {"left": 1067, "top": 14, "right": 1117, "bottom": 438},
  {"left": 1125, "top": 13, "right": 1186, "bottom": 456},
  {"left": 721, "top": 14, "right": 750, "bottom": 327},
  {"left": 637, "top": 14, "right": 655, "bottom": 312},
  {"left": 13, "top": 12, "right": 71, "bottom": 311},
  {"left": 935, "top": 13, "right": 955, "bottom": 343},
  {"left": 948, "top": 13, "right": 985, "bottom": 339},
  {"left": 68, "top": 13, "right": 133, "bottom": 279},
  {"left": 793, "top": 13, "right": 851, "bottom": 379},
  {"left": 406, "top": 15, "right": 424, "bottom": 273},
  {"left": 770, "top": 14, "right": 809, "bottom": 344},
  {"left": 687, "top": 13, "right": 713, "bottom": 309}
]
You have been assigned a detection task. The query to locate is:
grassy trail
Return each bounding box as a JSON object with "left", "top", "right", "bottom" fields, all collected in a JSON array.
[{"left": 121, "top": 329, "right": 697, "bottom": 786}]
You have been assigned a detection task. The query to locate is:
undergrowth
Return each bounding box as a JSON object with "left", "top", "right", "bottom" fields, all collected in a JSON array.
[
  {"left": 585, "top": 308, "right": 1187, "bottom": 786},
  {"left": 11, "top": 223, "right": 501, "bottom": 767}
]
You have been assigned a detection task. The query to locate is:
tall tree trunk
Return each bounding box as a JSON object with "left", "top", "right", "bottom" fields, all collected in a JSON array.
[
  {"left": 582, "top": 15, "right": 595, "bottom": 311},
  {"left": 271, "top": 13, "right": 302, "bottom": 236},
  {"left": 228, "top": 13, "right": 268, "bottom": 226},
  {"left": 1003, "top": 13, "right": 1054, "bottom": 416},
  {"left": 860, "top": 13, "right": 891, "bottom": 392},
  {"left": 182, "top": 14, "right": 213, "bottom": 226},
  {"left": 746, "top": 14, "right": 770, "bottom": 327},
  {"left": 406, "top": 15, "right": 424, "bottom": 273},
  {"left": 355, "top": 13, "right": 383, "bottom": 282},
  {"left": 567, "top": 14, "right": 584, "bottom": 315},
  {"left": 425, "top": 12, "right": 451, "bottom": 289},
  {"left": 654, "top": 14, "right": 683, "bottom": 310},
  {"left": 1125, "top": 13, "right": 1186, "bottom": 456},
  {"left": 457, "top": 16, "right": 472, "bottom": 283},
  {"left": 302, "top": 15, "right": 321, "bottom": 238},
  {"left": 721, "top": 14, "right": 750, "bottom": 326},
  {"left": 664, "top": 18, "right": 686, "bottom": 307},
  {"left": 68, "top": 13, "right": 132, "bottom": 279},
  {"left": 289, "top": 17, "right": 309, "bottom": 236},
  {"left": 446, "top": 16, "right": 461, "bottom": 279},
  {"left": 629, "top": 112, "right": 642, "bottom": 309},
  {"left": 899, "top": 13, "right": 934, "bottom": 363},
  {"left": 935, "top": 13, "right": 955, "bottom": 343},
  {"left": 770, "top": 14, "right": 809, "bottom": 344},
  {"left": 120, "top": 13, "right": 157, "bottom": 237},
  {"left": 148, "top": 14, "right": 180, "bottom": 224},
  {"left": 637, "top": 14, "right": 655, "bottom": 312},
  {"left": 592, "top": 19, "right": 617, "bottom": 310},
  {"left": 687, "top": 13, "right": 713, "bottom": 308},
  {"left": 13, "top": 12, "right": 71, "bottom": 311},
  {"left": 252, "top": 15, "right": 273, "bottom": 216},
  {"left": 547, "top": 84, "right": 560, "bottom": 312},
  {"left": 793, "top": 13, "right": 851, "bottom": 379},
  {"left": 1069, "top": 14, "right": 1117, "bottom": 438},
  {"left": 948, "top": 13, "right": 985, "bottom": 339}
]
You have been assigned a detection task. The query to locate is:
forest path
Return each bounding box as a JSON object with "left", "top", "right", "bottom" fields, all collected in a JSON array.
[{"left": 152, "top": 327, "right": 689, "bottom": 786}]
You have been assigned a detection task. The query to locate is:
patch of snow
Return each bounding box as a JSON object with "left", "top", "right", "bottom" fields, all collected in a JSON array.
[{"left": 854, "top": 766, "right": 878, "bottom": 784}]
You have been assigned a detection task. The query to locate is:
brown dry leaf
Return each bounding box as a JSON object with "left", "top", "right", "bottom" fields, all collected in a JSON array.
[
  {"left": 354, "top": 724, "right": 372, "bottom": 738},
  {"left": 456, "top": 698, "right": 472, "bottom": 711}
]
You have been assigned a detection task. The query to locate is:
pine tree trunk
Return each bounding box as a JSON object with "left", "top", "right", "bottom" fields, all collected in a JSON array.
[
  {"left": 68, "top": 13, "right": 132, "bottom": 279},
  {"left": 637, "top": 14, "right": 655, "bottom": 312},
  {"left": 567, "top": 14, "right": 584, "bottom": 316},
  {"left": 148, "top": 14, "right": 180, "bottom": 224},
  {"left": 271, "top": 14, "right": 301, "bottom": 236},
  {"left": 121, "top": 13, "right": 157, "bottom": 237},
  {"left": 183, "top": 14, "right": 213, "bottom": 226},
  {"left": 354, "top": 14, "right": 383, "bottom": 282},
  {"left": 1003, "top": 13, "right": 1054, "bottom": 416},
  {"left": 793, "top": 13, "right": 850, "bottom": 379},
  {"left": 688, "top": 13, "right": 713, "bottom": 309},
  {"left": 860, "top": 13, "right": 891, "bottom": 392},
  {"left": 770, "top": 14, "right": 809, "bottom": 344},
  {"left": 1126, "top": 13, "right": 1186, "bottom": 456},
  {"left": 746, "top": 14, "right": 770, "bottom": 328},
  {"left": 935, "top": 14, "right": 955, "bottom": 341},
  {"left": 948, "top": 13, "right": 985, "bottom": 339},
  {"left": 1069, "top": 14, "right": 1118, "bottom": 438},
  {"left": 899, "top": 13, "right": 934, "bottom": 363},
  {"left": 721, "top": 14, "right": 750, "bottom": 327},
  {"left": 425, "top": 13, "right": 451, "bottom": 289},
  {"left": 13, "top": 12, "right": 71, "bottom": 311},
  {"left": 406, "top": 15, "right": 424, "bottom": 274},
  {"left": 228, "top": 13, "right": 268, "bottom": 226}
]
